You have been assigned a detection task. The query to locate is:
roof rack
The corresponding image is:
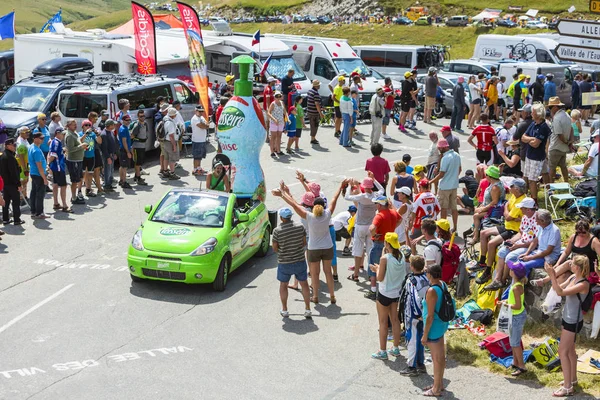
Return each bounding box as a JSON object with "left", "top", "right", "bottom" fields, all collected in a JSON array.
[{"left": 63, "top": 73, "right": 170, "bottom": 91}]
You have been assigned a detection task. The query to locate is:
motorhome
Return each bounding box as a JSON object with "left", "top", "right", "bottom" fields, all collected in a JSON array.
[
  {"left": 354, "top": 45, "right": 438, "bottom": 78},
  {"left": 473, "top": 34, "right": 574, "bottom": 65},
  {"left": 0, "top": 50, "right": 14, "bottom": 94},
  {"left": 265, "top": 33, "right": 381, "bottom": 104}
]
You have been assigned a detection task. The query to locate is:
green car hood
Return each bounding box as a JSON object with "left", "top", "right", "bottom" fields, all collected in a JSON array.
[{"left": 141, "top": 221, "right": 223, "bottom": 254}]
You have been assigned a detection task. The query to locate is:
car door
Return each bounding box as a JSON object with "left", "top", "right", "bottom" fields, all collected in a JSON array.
[{"left": 229, "top": 209, "right": 251, "bottom": 269}]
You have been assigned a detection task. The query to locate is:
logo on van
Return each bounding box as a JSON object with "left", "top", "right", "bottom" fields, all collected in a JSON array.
[
  {"left": 482, "top": 48, "right": 502, "bottom": 58},
  {"left": 218, "top": 106, "right": 245, "bottom": 131}
]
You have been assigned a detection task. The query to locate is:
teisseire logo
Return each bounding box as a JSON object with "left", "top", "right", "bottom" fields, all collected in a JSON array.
[
  {"left": 160, "top": 227, "right": 191, "bottom": 236},
  {"left": 218, "top": 106, "right": 245, "bottom": 131}
]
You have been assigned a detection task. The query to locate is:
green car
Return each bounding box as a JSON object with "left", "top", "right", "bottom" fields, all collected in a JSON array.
[
  {"left": 127, "top": 189, "right": 271, "bottom": 291},
  {"left": 415, "top": 16, "right": 431, "bottom": 26}
]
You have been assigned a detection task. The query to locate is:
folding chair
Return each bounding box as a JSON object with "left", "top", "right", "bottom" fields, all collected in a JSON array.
[
  {"left": 572, "top": 142, "right": 591, "bottom": 164},
  {"left": 544, "top": 182, "right": 579, "bottom": 219},
  {"left": 181, "top": 135, "right": 193, "bottom": 158}
]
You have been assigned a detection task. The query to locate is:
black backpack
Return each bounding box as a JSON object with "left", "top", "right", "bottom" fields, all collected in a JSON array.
[
  {"left": 156, "top": 120, "right": 166, "bottom": 140},
  {"left": 434, "top": 283, "right": 456, "bottom": 322},
  {"left": 469, "top": 309, "right": 494, "bottom": 325},
  {"left": 573, "top": 179, "right": 597, "bottom": 198},
  {"left": 576, "top": 279, "right": 593, "bottom": 312}
]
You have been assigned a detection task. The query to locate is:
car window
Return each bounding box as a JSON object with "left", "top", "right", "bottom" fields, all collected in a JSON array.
[
  {"left": 174, "top": 83, "right": 195, "bottom": 104},
  {"left": 439, "top": 78, "right": 453, "bottom": 91},
  {"left": 152, "top": 192, "right": 229, "bottom": 228},
  {"left": 314, "top": 57, "right": 336, "bottom": 80},
  {"left": 206, "top": 51, "right": 231, "bottom": 74},
  {"left": 471, "top": 66, "right": 488, "bottom": 75},
  {"left": 385, "top": 51, "right": 411, "bottom": 68},
  {"left": 0, "top": 85, "right": 54, "bottom": 112},
  {"left": 59, "top": 94, "right": 107, "bottom": 118},
  {"left": 360, "top": 50, "right": 385, "bottom": 68},
  {"left": 452, "top": 64, "right": 470, "bottom": 74},
  {"left": 536, "top": 49, "right": 553, "bottom": 63},
  {"left": 118, "top": 84, "right": 172, "bottom": 110}
]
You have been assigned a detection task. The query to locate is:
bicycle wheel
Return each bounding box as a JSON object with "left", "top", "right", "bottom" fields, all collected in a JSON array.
[
  {"left": 424, "top": 52, "right": 434, "bottom": 68},
  {"left": 523, "top": 44, "right": 536, "bottom": 60},
  {"left": 511, "top": 43, "right": 525, "bottom": 59}
]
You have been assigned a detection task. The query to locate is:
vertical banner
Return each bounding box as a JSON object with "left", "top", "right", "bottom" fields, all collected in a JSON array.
[
  {"left": 177, "top": 1, "right": 210, "bottom": 117},
  {"left": 131, "top": 1, "right": 157, "bottom": 75}
]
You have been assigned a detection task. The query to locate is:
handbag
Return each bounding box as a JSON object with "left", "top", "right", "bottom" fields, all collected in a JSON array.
[
  {"left": 496, "top": 303, "right": 513, "bottom": 335},
  {"left": 478, "top": 332, "right": 516, "bottom": 358}
]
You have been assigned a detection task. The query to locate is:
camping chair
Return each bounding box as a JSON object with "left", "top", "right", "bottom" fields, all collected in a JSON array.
[
  {"left": 573, "top": 142, "right": 591, "bottom": 164},
  {"left": 182, "top": 122, "right": 193, "bottom": 158},
  {"left": 544, "top": 182, "right": 580, "bottom": 219}
]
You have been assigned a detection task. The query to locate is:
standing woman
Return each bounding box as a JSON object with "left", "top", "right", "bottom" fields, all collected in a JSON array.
[
  {"left": 422, "top": 264, "right": 450, "bottom": 397},
  {"left": 545, "top": 256, "right": 590, "bottom": 397},
  {"left": 467, "top": 75, "right": 482, "bottom": 129},
  {"left": 267, "top": 91, "right": 287, "bottom": 158},
  {"left": 369, "top": 233, "right": 406, "bottom": 360},
  {"left": 394, "top": 186, "right": 412, "bottom": 245},
  {"left": 273, "top": 180, "right": 346, "bottom": 304}
]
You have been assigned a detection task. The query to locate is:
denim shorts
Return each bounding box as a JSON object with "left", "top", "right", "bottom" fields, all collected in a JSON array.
[
  {"left": 192, "top": 142, "right": 207, "bottom": 160},
  {"left": 277, "top": 260, "right": 308, "bottom": 282},
  {"left": 510, "top": 310, "right": 527, "bottom": 347},
  {"left": 368, "top": 241, "right": 384, "bottom": 277}
]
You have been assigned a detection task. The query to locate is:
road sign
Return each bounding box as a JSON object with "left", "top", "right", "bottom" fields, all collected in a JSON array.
[
  {"left": 592, "top": 0, "right": 600, "bottom": 14},
  {"left": 557, "top": 19, "right": 600, "bottom": 39},
  {"left": 555, "top": 44, "right": 600, "bottom": 65}
]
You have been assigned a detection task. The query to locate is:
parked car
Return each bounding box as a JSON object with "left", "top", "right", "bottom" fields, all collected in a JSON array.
[
  {"left": 525, "top": 20, "right": 549, "bottom": 29},
  {"left": 441, "top": 59, "right": 497, "bottom": 78},
  {"left": 256, "top": 16, "right": 267, "bottom": 23},
  {"left": 394, "top": 16, "right": 413, "bottom": 25},
  {"left": 548, "top": 19, "right": 559, "bottom": 30},
  {"left": 416, "top": 73, "right": 458, "bottom": 117},
  {"left": 445, "top": 16, "right": 469, "bottom": 27},
  {"left": 318, "top": 16, "right": 332, "bottom": 24},
  {"left": 415, "top": 16, "right": 431, "bottom": 26},
  {"left": 305, "top": 15, "right": 319, "bottom": 24},
  {"left": 496, "top": 19, "right": 517, "bottom": 28}
]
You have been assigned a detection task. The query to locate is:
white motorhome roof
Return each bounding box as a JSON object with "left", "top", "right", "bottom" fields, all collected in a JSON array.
[
  {"left": 203, "top": 30, "right": 291, "bottom": 56},
  {"left": 265, "top": 33, "right": 358, "bottom": 58},
  {"left": 479, "top": 34, "right": 558, "bottom": 48},
  {"left": 354, "top": 45, "right": 429, "bottom": 50}
]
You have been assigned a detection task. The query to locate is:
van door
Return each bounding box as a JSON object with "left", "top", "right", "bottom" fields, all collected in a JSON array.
[
  {"left": 206, "top": 51, "right": 231, "bottom": 83},
  {"left": 551, "top": 67, "right": 573, "bottom": 108},
  {"left": 58, "top": 92, "right": 109, "bottom": 126},
  {"left": 313, "top": 57, "right": 336, "bottom": 97}
]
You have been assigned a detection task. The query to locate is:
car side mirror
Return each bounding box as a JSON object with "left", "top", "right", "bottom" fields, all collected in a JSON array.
[
  {"left": 144, "top": 204, "right": 152, "bottom": 214},
  {"left": 238, "top": 213, "right": 249, "bottom": 223}
]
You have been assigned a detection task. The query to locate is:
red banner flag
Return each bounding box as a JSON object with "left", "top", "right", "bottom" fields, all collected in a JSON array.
[
  {"left": 176, "top": 1, "right": 210, "bottom": 117},
  {"left": 131, "top": 1, "right": 157, "bottom": 75}
]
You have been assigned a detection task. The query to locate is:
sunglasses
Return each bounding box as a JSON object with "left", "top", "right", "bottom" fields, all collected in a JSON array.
[
  {"left": 122, "top": 118, "right": 131, "bottom": 121},
  {"left": 82, "top": 124, "right": 91, "bottom": 127}
]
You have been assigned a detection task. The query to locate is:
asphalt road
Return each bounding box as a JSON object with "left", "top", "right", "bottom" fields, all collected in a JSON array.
[{"left": 0, "top": 118, "right": 559, "bottom": 399}]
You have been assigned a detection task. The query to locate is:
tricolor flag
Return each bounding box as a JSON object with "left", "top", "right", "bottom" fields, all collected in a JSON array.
[
  {"left": 252, "top": 29, "right": 260, "bottom": 46},
  {"left": 259, "top": 52, "right": 272, "bottom": 76},
  {"left": 40, "top": 10, "right": 62, "bottom": 33}
]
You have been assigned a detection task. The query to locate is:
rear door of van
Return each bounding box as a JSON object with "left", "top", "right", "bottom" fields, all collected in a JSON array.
[{"left": 58, "top": 91, "right": 109, "bottom": 127}]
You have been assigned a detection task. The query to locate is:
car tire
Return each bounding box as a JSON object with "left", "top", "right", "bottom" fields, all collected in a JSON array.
[
  {"left": 130, "top": 274, "right": 145, "bottom": 283},
  {"left": 255, "top": 228, "right": 271, "bottom": 258},
  {"left": 213, "top": 256, "right": 230, "bottom": 292},
  {"left": 434, "top": 104, "right": 447, "bottom": 119}
]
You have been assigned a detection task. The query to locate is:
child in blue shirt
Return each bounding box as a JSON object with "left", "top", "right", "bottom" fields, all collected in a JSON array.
[
  {"left": 285, "top": 106, "right": 298, "bottom": 154},
  {"left": 350, "top": 90, "right": 359, "bottom": 145}
]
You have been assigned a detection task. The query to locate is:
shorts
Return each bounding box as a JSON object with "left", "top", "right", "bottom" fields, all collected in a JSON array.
[
  {"left": 438, "top": 188, "right": 457, "bottom": 210},
  {"left": 461, "top": 194, "right": 474, "bottom": 208},
  {"left": 160, "top": 140, "right": 166, "bottom": 156},
  {"left": 335, "top": 227, "right": 350, "bottom": 240},
  {"left": 562, "top": 319, "right": 584, "bottom": 333},
  {"left": 134, "top": 148, "right": 146, "bottom": 166},
  {"left": 191, "top": 142, "right": 207, "bottom": 160},
  {"left": 94, "top": 151, "right": 102, "bottom": 169},
  {"left": 400, "top": 101, "right": 410, "bottom": 113},
  {"left": 472, "top": 98, "right": 482, "bottom": 105},
  {"left": 51, "top": 170, "right": 67, "bottom": 187},
  {"left": 509, "top": 311, "right": 527, "bottom": 347},
  {"left": 352, "top": 224, "right": 373, "bottom": 257},
  {"left": 513, "top": 100, "right": 521, "bottom": 111},
  {"left": 409, "top": 100, "right": 416, "bottom": 109},
  {"left": 476, "top": 149, "right": 492, "bottom": 164},
  {"left": 498, "top": 225, "right": 517, "bottom": 240},
  {"left": 498, "top": 99, "right": 506, "bottom": 108},
  {"left": 119, "top": 149, "right": 131, "bottom": 167},
  {"left": 548, "top": 150, "right": 567, "bottom": 171},
  {"left": 382, "top": 108, "right": 391, "bottom": 126},
  {"left": 351, "top": 116, "right": 357, "bottom": 128},
  {"left": 82, "top": 157, "right": 95, "bottom": 172},
  {"left": 571, "top": 164, "right": 597, "bottom": 178},
  {"left": 368, "top": 241, "right": 385, "bottom": 277},
  {"left": 66, "top": 160, "right": 83, "bottom": 184},
  {"left": 425, "top": 96, "right": 435, "bottom": 109},
  {"left": 270, "top": 122, "right": 285, "bottom": 132},
  {"left": 427, "top": 336, "right": 444, "bottom": 343},
  {"left": 524, "top": 158, "right": 545, "bottom": 181},
  {"left": 287, "top": 130, "right": 296, "bottom": 138},
  {"left": 277, "top": 260, "right": 308, "bottom": 282},
  {"left": 163, "top": 143, "right": 180, "bottom": 163},
  {"left": 296, "top": 128, "right": 302, "bottom": 138},
  {"left": 334, "top": 106, "right": 342, "bottom": 119},
  {"left": 307, "top": 247, "right": 334, "bottom": 263},
  {"left": 377, "top": 292, "right": 399, "bottom": 306}
]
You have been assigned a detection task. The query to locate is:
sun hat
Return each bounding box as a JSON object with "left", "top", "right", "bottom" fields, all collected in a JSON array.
[
  {"left": 308, "top": 182, "right": 321, "bottom": 197},
  {"left": 395, "top": 186, "right": 412, "bottom": 196},
  {"left": 437, "top": 138, "right": 449, "bottom": 149},
  {"left": 279, "top": 207, "right": 293, "bottom": 219},
  {"left": 428, "top": 67, "right": 437, "bottom": 73},
  {"left": 385, "top": 232, "right": 400, "bottom": 249},
  {"left": 348, "top": 205, "right": 357, "bottom": 213},
  {"left": 160, "top": 103, "right": 170, "bottom": 112},
  {"left": 225, "top": 74, "right": 235, "bottom": 82},
  {"left": 547, "top": 96, "right": 565, "bottom": 107},
  {"left": 168, "top": 107, "right": 178, "bottom": 117},
  {"left": 511, "top": 178, "right": 527, "bottom": 191},
  {"left": 516, "top": 197, "right": 536, "bottom": 209},
  {"left": 362, "top": 177, "right": 374, "bottom": 189},
  {"left": 485, "top": 165, "right": 500, "bottom": 179},
  {"left": 372, "top": 195, "right": 388, "bottom": 205},
  {"left": 301, "top": 192, "right": 315, "bottom": 206},
  {"left": 413, "top": 165, "right": 426, "bottom": 175},
  {"left": 312, "top": 79, "right": 321, "bottom": 86},
  {"left": 435, "top": 219, "right": 450, "bottom": 232},
  {"left": 507, "top": 260, "right": 527, "bottom": 279}
]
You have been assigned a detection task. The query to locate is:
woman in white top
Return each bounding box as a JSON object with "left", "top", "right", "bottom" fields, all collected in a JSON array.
[
  {"left": 369, "top": 232, "right": 406, "bottom": 360},
  {"left": 273, "top": 180, "right": 346, "bottom": 304},
  {"left": 394, "top": 186, "right": 412, "bottom": 245},
  {"left": 267, "top": 91, "right": 287, "bottom": 158},
  {"left": 467, "top": 75, "right": 483, "bottom": 129}
]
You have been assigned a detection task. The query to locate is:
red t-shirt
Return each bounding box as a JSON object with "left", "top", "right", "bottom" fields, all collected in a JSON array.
[
  {"left": 263, "top": 85, "right": 273, "bottom": 111},
  {"left": 471, "top": 125, "right": 496, "bottom": 151},
  {"left": 365, "top": 156, "right": 391, "bottom": 184},
  {"left": 215, "top": 105, "right": 224, "bottom": 127},
  {"left": 372, "top": 208, "right": 400, "bottom": 241},
  {"left": 384, "top": 85, "right": 395, "bottom": 109}
]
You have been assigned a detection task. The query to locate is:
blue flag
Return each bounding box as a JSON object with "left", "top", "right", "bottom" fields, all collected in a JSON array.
[
  {"left": 40, "top": 10, "right": 62, "bottom": 33},
  {"left": 0, "top": 11, "right": 15, "bottom": 40}
]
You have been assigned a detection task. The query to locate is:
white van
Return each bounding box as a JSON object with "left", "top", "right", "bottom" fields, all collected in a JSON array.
[
  {"left": 354, "top": 45, "right": 438, "bottom": 79},
  {"left": 57, "top": 76, "right": 201, "bottom": 151},
  {"left": 473, "top": 34, "right": 574, "bottom": 65},
  {"left": 264, "top": 34, "right": 380, "bottom": 104}
]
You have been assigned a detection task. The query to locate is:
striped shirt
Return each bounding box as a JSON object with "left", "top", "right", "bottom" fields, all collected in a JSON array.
[
  {"left": 306, "top": 88, "right": 321, "bottom": 116},
  {"left": 273, "top": 221, "right": 306, "bottom": 264}
]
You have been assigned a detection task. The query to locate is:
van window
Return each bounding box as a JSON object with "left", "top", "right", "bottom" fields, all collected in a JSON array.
[
  {"left": 385, "top": 51, "right": 411, "bottom": 68},
  {"left": 63, "top": 53, "right": 78, "bottom": 58},
  {"left": 471, "top": 66, "right": 489, "bottom": 75},
  {"left": 206, "top": 52, "right": 231, "bottom": 74},
  {"left": 292, "top": 52, "right": 312, "bottom": 72},
  {"left": 174, "top": 82, "right": 195, "bottom": 104},
  {"left": 451, "top": 64, "right": 470, "bottom": 74},
  {"left": 102, "top": 61, "right": 119, "bottom": 74},
  {"left": 536, "top": 49, "right": 553, "bottom": 64},
  {"left": 59, "top": 94, "right": 108, "bottom": 118},
  {"left": 360, "top": 50, "right": 385, "bottom": 68},
  {"left": 118, "top": 84, "right": 172, "bottom": 110},
  {"left": 314, "top": 57, "right": 336, "bottom": 80}
]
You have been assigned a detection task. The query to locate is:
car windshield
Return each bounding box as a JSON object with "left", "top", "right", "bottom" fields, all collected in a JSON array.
[
  {"left": 151, "top": 192, "right": 229, "bottom": 228},
  {"left": 333, "top": 58, "right": 371, "bottom": 77},
  {"left": 0, "top": 85, "right": 54, "bottom": 112},
  {"left": 370, "top": 69, "right": 385, "bottom": 79},
  {"left": 262, "top": 56, "right": 307, "bottom": 81}
]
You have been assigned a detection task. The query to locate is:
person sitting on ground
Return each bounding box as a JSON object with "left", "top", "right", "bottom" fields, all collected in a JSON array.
[
  {"left": 498, "top": 139, "right": 522, "bottom": 177},
  {"left": 568, "top": 130, "right": 599, "bottom": 178},
  {"left": 514, "top": 209, "right": 561, "bottom": 275},
  {"left": 474, "top": 178, "right": 527, "bottom": 285},
  {"left": 457, "top": 169, "right": 478, "bottom": 214},
  {"left": 202, "top": 160, "right": 230, "bottom": 193},
  {"left": 332, "top": 205, "right": 357, "bottom": 256},
  {"left": 469, "top": 165, "right": 505, "bottom": 245}
]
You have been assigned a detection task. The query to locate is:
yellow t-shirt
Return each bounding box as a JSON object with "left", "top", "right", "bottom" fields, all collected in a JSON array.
[
  {"left": 333, "top": 85, "right": 343, "bottom": 107},
  {"left": 505, "top": 193, "right": 525, "bottom": 232}
]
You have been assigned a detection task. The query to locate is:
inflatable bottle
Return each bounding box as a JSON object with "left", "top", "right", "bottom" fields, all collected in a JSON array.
[{"left": 217, "top": 55, "right": 267, "bottom": 201}]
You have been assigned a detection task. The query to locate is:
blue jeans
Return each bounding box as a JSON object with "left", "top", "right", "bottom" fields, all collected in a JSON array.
[
  {"left": 103, "top": 158, "right": 114, "bottom": 188},
  {"left": 450, "top": 104, "right": 464, "bottom": 130},
  {"left": 329, "top": 225, "right": 337, "bottom": 267},
  {"left": 509, "top": 310, "right": 527, "bottom": 347},
  {"left": 340, "top": 113, "right": 351, "bottom": 146},
  {"left": 368, "top": 241, "right": 384, "bottom": 277}
]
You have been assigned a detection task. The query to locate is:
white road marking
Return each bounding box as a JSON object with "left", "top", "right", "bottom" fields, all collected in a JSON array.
[{"left": 0, "top": 284, "right": 74, "bottom": 335}]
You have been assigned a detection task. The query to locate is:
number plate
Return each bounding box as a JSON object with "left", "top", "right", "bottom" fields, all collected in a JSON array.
[
  {"left": 157, "top": 262, "right": 169, "bottom": 269},
  {"left": 146, "top": 259, "right": 180, "bottom": 270}
]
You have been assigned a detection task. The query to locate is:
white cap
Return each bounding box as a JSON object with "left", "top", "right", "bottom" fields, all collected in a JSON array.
[
  {"left": 592, "top": 130, "right": 600, "bottom": 138},
  {"left": 395, "top": 186, "right": 412, "bottom": 196},
  {"left": 516, "top": 197, "right": 536, "bottom": 209},
  {"left": 267, "top": 77, "right": 276, "bottom": 83}
]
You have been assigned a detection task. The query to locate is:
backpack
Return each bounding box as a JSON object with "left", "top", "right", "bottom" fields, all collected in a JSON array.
[
  {"left": 469, "top": 309, "right": 494, "bottom": 325},
  {"left": 506, "top": 81, "right": 516, "bottom": 98},
  {"left": 156, "top": 120, "right": 166, "bottom": 140},
  {"left": 428, "top": 240, "right": 461, "bottom": 283},
  {"left": 573, "top": 179, "right": 597, "bottom": 198},
  {"left": 577, "top": 278, "right": 593, "bottom": 312},
  {"left": 433, "top": 282, "right": 456, "bottom": 322}
]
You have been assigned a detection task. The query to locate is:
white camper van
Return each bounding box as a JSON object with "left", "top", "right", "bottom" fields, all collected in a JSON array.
[
  {"left": 265, "top": 34, "right": 380, "bottom": 104},
  {"left": 354, "top": 45, "right": 438, "bottom": 78},
  {"left": 473, "top": 34, "right": 573, "bottom": 65}
]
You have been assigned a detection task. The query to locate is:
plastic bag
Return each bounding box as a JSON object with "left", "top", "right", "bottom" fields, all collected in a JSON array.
[
  {"left": 541, "top": 287, "right": 562, "bottom": 315},
  {"left": 592, "top": 305, "right": 600, "bottom": 339},
  {"left": 496, "top": 303, "right": 512, "bottom": 335}
]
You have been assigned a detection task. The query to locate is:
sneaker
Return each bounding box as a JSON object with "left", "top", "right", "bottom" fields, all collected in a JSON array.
[
  {"left": 371, "top": 350, "right": 388, "bottom": 360},
  {"left": 175, "top": 162, "right": 183, "bottom": 169},
  {"left": 484, "top": 280, "right": 504, "bottom": 291},
  {"left": 86, "top": 190, "right": 97, "bottom": 198},
  {"left": 140, "top": 170, "right": 149, "bottom": 176},
  {"left": 417, "top": 364, "right": 427, "bottom": 373},
  {"left": 72, "top": 197, "right": 85, "bottom": 205},
  {"left": 342, "top": 247, "right": 351, "bottom": 256},
  {"left": 382, "top": 133, "right": 392, "bottom": 140},
  {"left": 333, "top": 274, "right": 339, "bottom": 282},
  {"left": 271, "top": 152, "right": 277, "bottom": 158},
  {"left": 399, "top": 125, "right": 408, "bottom": 133},
  {"left": 456, "top": 129, "right": 465, "bottom": 134},
  {"left": 121, "top": 182, "right": 133, "bottom": 189},
  {"left": 334, "top": 131, "right": 341, "bottom": 138},
  {"left": 388, "top": 347, "right": 401, "bottom": 357},
  {"left": 399, "top": 367, "right": 419, "bottom": 376},
  {"left": 304, "top": 310, "right": 312, "bottom": 319},
  {"left": 475, "top": 267, "right": 492, "bottom": 285},
  {"left": 136, "top": 178, "right": 148, "bottom": 186},
  {"left": 286, "top": 148, "right": 294, "bottom": 154},
  {"left": 364, "top": 291, "right": 376, "bottom": 300},
  {"left": 280, "top": 310, "right": 289, "bottom": 318},
  {"left": 13, "top": 219, "right": 25, "bottom": 225},
  {"left": 37, "top": 214, "right": 50, "bottom": 219}
]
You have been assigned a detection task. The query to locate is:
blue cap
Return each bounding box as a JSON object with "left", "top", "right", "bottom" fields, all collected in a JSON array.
[
  {"left": 348, "top": 205, "right": 357, "bottom": 213},
  {"left": 279, "top": 207, "right": 293, "bottom": 219},
  {"left": 511, "top": 178, "right": 526, "bottom": 190},
  {"left": 372, "top": 196, "right": 388, "bottom": 205},
  {"left": 537, "top": 74, "right": 545, "bottom": 80}
]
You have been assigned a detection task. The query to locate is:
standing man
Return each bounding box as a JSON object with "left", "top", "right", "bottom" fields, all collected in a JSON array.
[
  {"left": 0, "top": 138, "right": 24, "bottom": 225},
  {"left": 47, "top": 128, "right": 70, "bottom": 212},
  {"left": 382, "top": 77, "right": 396, "bottom": 138},
  {"left": 98, "top": 110, "right": 110, "bottom": 131},
  {"left": 398, "top": 72, "right": 412, "bottom": 133},
  {"left": 281, "top": 69, "right": 296, "bottom": 110},
  {"left": 496, "top": 76, "right": 507, "bottom": 122},
  {"left": 48, "top": 112, "right": 63, "bottom": 140},
  {"left": 513, "top": 104, "right": 533, "bottom": 163},
  {"left": 543, "top": 74, "right": 556, "bottom": 105},
  {"left": 521, "top": 103, "right": 551, "bottom": 203},
  {"left": 28, "top": 132, "right": 49, "bottom": 219},
  {"left": 99, "top": 120, "right": 118, "bottom": 192},
  {"left": 163, "top": 108, "right": 182, "bottom": 180},
  {"left": 306, "top": 80, "right": 323, "bottom": 145},
  {"left": 369, "top": 87, "right": 385, "bottom": 145},
  {"left": 16, "top": 126, "right": 30, "bottom": 205},
  {"left": 64, "top": 119, "right": 87, "bottom": 205},
  {"left": 424, "top": 67, "right": 439, "bottom": 124},
  {"left": 190, "top": 105, "right": 209, "bottom": 175},
  {"left": 220, "top": 75, "right": 235, "bottom": 97},
  {"left": 430, "top": 139, "right": 461, "bottom": 232},
  {"left": 512, "top": 74, "right": 526, "bottom": 122},
  {"left": 156, "top": 103, "right": 169, "bottom": 178},
  {"left": 530, "top": 75, "right": 545, "bottom": 104},
  {"left": 331, "top": 76, "right": 345, "bottom": 138},
  {"left": 547, "top": 97, "right": 572, "bottom": 183},
  {"left": 450, "top": 76, "right": 466, "bottom": 133},
  {"left": 272, "top": 207, "right": 312, "bottom": 318},
  {"left": 33, "top": 113, "right": 51, "bottom": 161},
  {"left": 130, "top": 110, "right": 149, "bottom": 186},
  {"left": 117, "top": 114, "right": 133, "bottom": 189},
  {"left": 79, "top": 119, "right": 98, "bottom": 197}
]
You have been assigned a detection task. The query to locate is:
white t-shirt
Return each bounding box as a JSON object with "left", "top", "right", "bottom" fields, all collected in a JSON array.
[
  {"left": 174, "top": 110, "right": 185, "bottom": 129},
  {"left": 423, "top": 239, "right": 442, "bottom": 266},
  {"left": 469, "top": 83, "right": 481, "bottom": 100},
  {"left": 48, "top": 121, "right": 63, "bottom": 139},
  {"left": 164, "top": 118, "right": 178, "bottom": 140},
  {"left": 588, "top": 142, "right": 599, "bottom": 176},
  {"left": 497, "top": 81, "right": 506, "bottom": 100},
  {"left": 496, "top": 127, "right": 511, "bottom": 154},
  {"left": 306, "top": 209, "right": 333, "bottom": 250},
  {"left": 332, "top": 211, "right": 351, "bottom": 231},
  {"left": 190, "top": 115, "right": 207, "bottom": 143}
]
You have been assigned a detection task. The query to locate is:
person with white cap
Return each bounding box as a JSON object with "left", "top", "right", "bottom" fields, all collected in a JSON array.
[
  {"left": 547, "top": 96, "right": 572, "bottom": 183},
  {"left": 162, "top": 107, "right": 182, "bottom": 180},
  {"left": 568, "top": 129, "right": 600, "bottom": 178},
  {"left": 272, "top": 207, "right": 312, "bottom": 319}
]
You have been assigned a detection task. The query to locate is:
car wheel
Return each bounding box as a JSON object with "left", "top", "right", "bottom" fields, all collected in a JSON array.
[
  {"left": 255, "top": 228, "right": 271, "bottom": 258},
  {"left": 130, "top": 274, "right": 145, "bottom": 283},
  {"left": 434, "top": 104, "right": 447, "bottom": 119},
  {"left": 212, "top": 256, "right": 230, "bottom": 292}
]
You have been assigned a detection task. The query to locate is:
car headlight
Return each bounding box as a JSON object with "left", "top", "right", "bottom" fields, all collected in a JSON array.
[
  {"left": 190, "top": 237, "right": 218, "bottom": 256},
  {"left": 131, "top": 229, "right": 144, "bottom": 251}
]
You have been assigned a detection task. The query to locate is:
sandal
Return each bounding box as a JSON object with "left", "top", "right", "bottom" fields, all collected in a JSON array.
[
  {"left": 53, "top": 203, "right": 61, "bottom": 210},
  {"left": 559, "top": 380, "right": 578, "bottom": 386},
  {"left": 511, "top": 367, "right": 527, "bottom": 376},
  {"left": 61, "top": 207, "right": 74, "bottom": 213},
  {"left": 552, "top": 386, "right": 573, "bottom": 397},
  {"left": 423, "top": 388, "right": 442, "bottom": 397},
  {"left": 347, "top": 274, "right": 359, "bottom": 282}
]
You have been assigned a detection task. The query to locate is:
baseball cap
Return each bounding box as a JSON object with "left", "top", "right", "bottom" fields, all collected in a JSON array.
[
  {"left": 485, "top": 165, "right": 500, "bottom": 179},
  {"left": 168, "top": 107, "right": 178, "bottom": 117},
  {"left": 592, "top": 130, "right": 600, "bottom": 138},
  {"left": 516, "top": 197, "right": 536, "bottom": 209},
  {"left": 418, "top": 178, "right": 430, "bottom": 187},
  {"left": 348, "top": 205, "right": 357, "bottom": 213},
  {"left": 413, "top": 165, "right": 426, "bottom": 175},
  {"left": 279, "top": 207, "right": 293, "bottom": 219},
  {"left": 101, "top": 110, "right": 109, "bottom": 116},
  {"left": 537, "top": 74, "right": 545, "bottom": 80},
  {"left": 267, "top": 76, "right": 276, "bottom": 83},
  {"left": 435, "top": 219, "right": 450, "bottom": 232},
  {"left": 437, "top": 139, "right": 449, "bottom": 149},
  {"left": 195, "top": 105, "right": 204, "bottom": 112},
  {"left": 301, "top": 192, "right": 315, "bottom": 206},
  {"left": 428, "top": 67, "right": 437, "bottom": 73},
  {"left": 104, "top": 120, "right": 116, "bottom": 127},
  {"left": 288, "top": 106, "right": 297, "bottom": 113},
  {"left": 457, "top": 76, "right": 465, "bottom": 83},
  {"left": 402, "top": 153, "right": 411, "bottom": 162},
  {"left": 225, "top": 74, "right": 235, "bottom": 82},
  {"left": 507, "top": 260, "right": 527, "bottom": 279},
  {"left": 518, "top": 74, "right": 526, "bottom": 80},
  {"left": 37, "top": 113, "right": 46, "bottom": 120},
  {"left": 518, "top": 104, "right": 532, "bottom": 113},
  {"left": 3, "top": 138, "right": 15, "bottom": 146},
  {"left": 274, "top": 91, "right": 282, "bottom": 97},
  {"left": 465, "top": 169, "right": 474, "bottom": 176},
  {"left": 385, "top": 232, "right": 400, "bottom": 249},
  {"left": 404, "top": 71, "right": 412, "bottom": 78},
  {"left": 82, "top": 119, "right": 92, "bottom": 126},
  {"left": 395, "top": 186, "right": 412, "bottom": 196},
  {"left": 338, "top": 76, "right": 346, "bottom": 82},
  {"left": 54, "top": 127, "right": 65, "bottom": 134},
  {"left": 372, "top": 196, "right": 388, "bottom": 205},
  {"left": 362, "top": 177, "right": 374, "bottom": 189},
  {"left": 511, "top": 178, "right": 527, "bottom": 191},
  {"left": 160, "top": 103, "right": 170, "bottom": 112},
  {"left": 441, "top": 125, "right": 451, "bottom": 133}
]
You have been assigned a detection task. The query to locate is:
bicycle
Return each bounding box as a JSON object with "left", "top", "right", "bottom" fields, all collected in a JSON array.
[
  {"left": 507, "top": 40, "right": 536, "bottom": 61},
  {"left": 320, "top": 106, "right": 335, "bottom": 126},
  {"left": 424, "top": 44, "right": 451, "bottom": 68}
]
